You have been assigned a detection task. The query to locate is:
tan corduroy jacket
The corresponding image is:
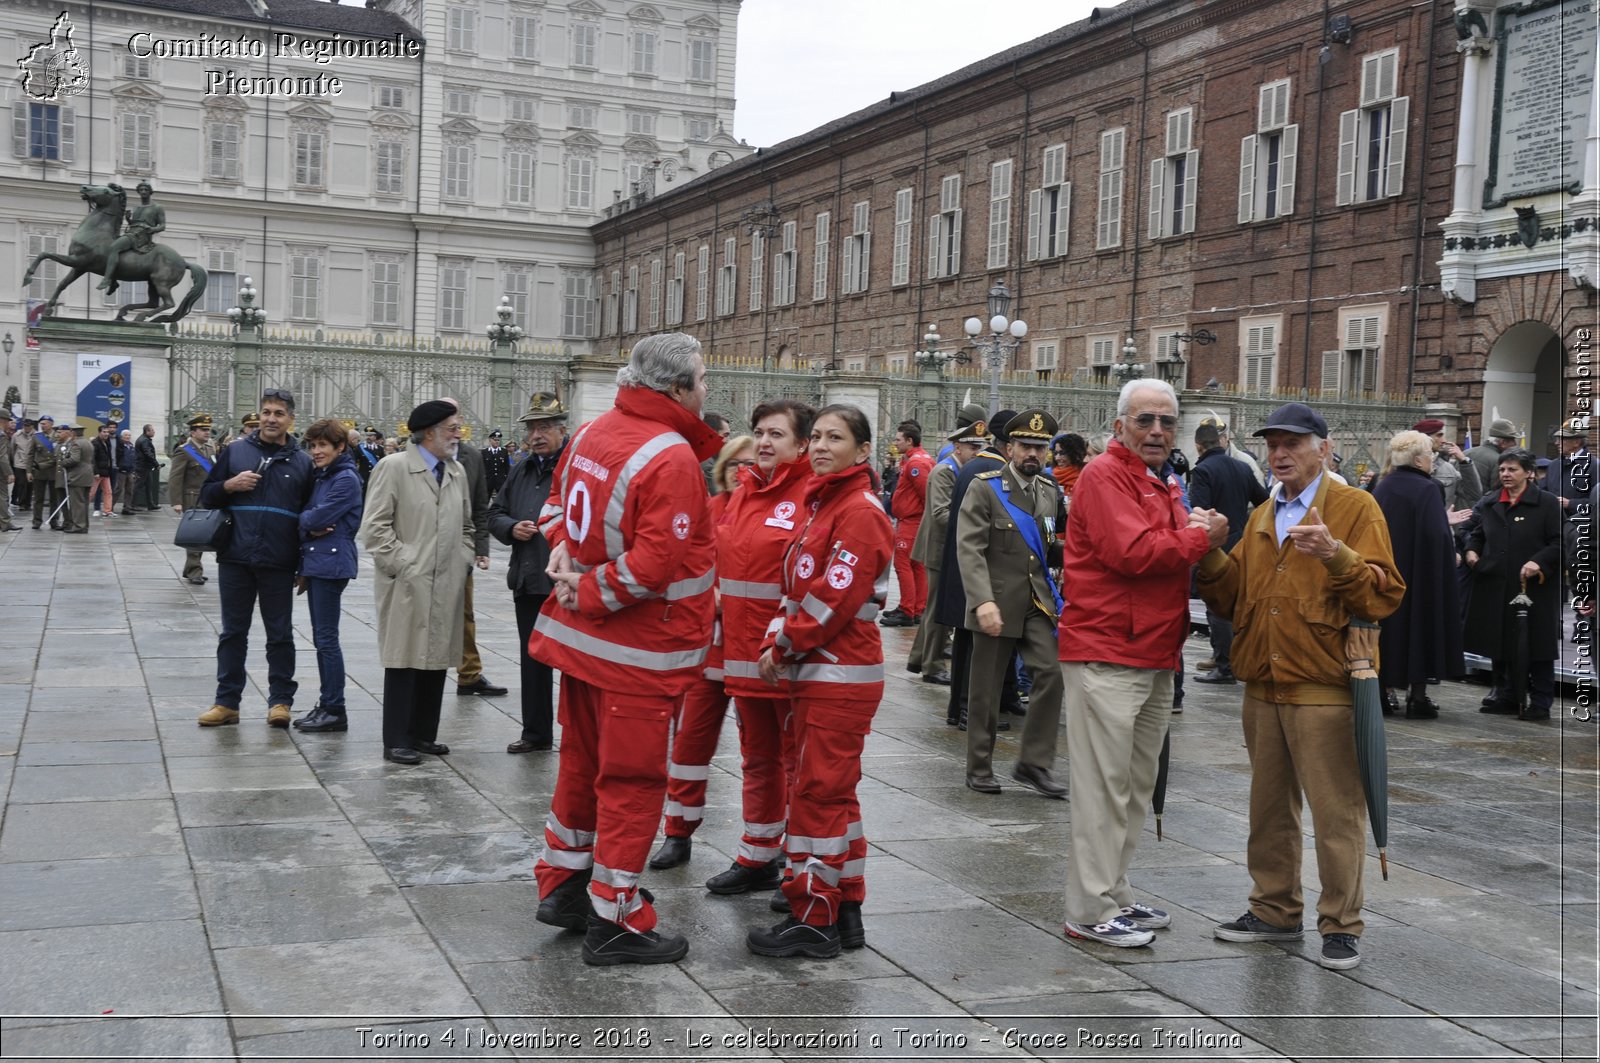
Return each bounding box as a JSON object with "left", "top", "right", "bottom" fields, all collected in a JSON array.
[{"left": 1197, "top": 475, "right": 1405, "bottom": 704}]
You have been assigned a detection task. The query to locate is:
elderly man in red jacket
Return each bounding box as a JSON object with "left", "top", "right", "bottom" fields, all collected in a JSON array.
[
  {"left": 1059, "top": 378, "right": 1226, "bottom": 948},
  {"left": 529, "top": 332, "right": 723, "bottom": 967}
]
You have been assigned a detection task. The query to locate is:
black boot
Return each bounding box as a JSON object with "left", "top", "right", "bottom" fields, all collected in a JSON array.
[
  {"left": 1405, "top": 696, "right": 1440, "bottom": 720},
  {"left": 648, "top": 835, "right": 692, "bottom": 870},
  {"left": 706, "top": 859, "right": 781, "bottom": 895},
  {"left": 837, "top": 902, "right": 865, "bottom": 949},
  {"left": 745, "top": 916, "right": 841, "bottom": 958},
  {"left": 581, "top": 912, "right": 688, "bottom": 966},
  {"left": 536, "top": 870, "right": 593, "bottom": 932}
]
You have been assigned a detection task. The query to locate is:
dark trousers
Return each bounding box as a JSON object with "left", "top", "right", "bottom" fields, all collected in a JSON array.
[
  {"left": 10, "top": 468, "right": 29, "bottom": 508},
  {"left": 304, "top": 577, "right": 350, "bottom": 711},
  {"left": 514, "top": 593, "right": 555, "bottom": 744},
  {"left": 31, "top": 482, "right": 62, "bottom": 526},
  {"left": 1491, "top": 659, "right": 1555, "bottom": 712},
  {"left": 215, "top": 562, "right": 298, "bottom": 710},
  {"left": 138, "top": 468, "right": 160, "bottom": 509},
  {"left": 383, "top": 668, "right": 447, "bottom": 749},
  {"left": 1207, "top": 610, "right": 1235, "bottom": 671},
  {"left": 946, "top": 626, "right": 1022, "bottom": 723}
]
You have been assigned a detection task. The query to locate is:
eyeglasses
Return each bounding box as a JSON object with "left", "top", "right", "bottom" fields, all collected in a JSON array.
[{"left": 1131, "top": 414, "right": 1180, "bottom": 431}]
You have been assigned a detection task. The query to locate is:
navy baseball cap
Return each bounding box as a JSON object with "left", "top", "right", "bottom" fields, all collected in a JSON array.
[{"left": 1252, "top": 402, "right": 1329, "bottom": 438}]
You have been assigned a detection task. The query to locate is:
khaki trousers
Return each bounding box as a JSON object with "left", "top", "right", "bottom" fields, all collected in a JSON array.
[
  {"left": 458, "top": 572, "right": 482, "bottom": 683},
  {"left": 1241, "top": 693, "right": 1367, "bottom": 936},
  {"left": 909, "top": 567, "right": 950, "bottom": 672},
  {"left": 1062, "top": 661, "right": 1170, "bottom": 926},
  {"left": 965, "top": 608, "right": 1062, "bottom": 779}
]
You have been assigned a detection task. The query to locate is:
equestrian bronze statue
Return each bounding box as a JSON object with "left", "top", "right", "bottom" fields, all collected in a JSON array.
[{"left": 21, "top": 183, "right": 207, "bottom": 324}]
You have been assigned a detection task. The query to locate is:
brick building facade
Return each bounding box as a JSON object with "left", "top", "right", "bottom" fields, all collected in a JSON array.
[{"left": 592, "top": 0, "right": 1599, "bottom": 450}]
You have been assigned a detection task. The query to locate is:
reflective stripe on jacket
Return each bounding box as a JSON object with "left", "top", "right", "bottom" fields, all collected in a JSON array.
[{"left": 719, "top": 456, "right": 813, "bottom": 697}]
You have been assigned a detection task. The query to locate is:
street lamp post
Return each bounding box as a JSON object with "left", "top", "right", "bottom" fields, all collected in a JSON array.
[
  {"left": 1113, "top": 335, "right": 1142, "bottom": 385},
  {"left": 225, "top": 276, "right": 266, "bottom": 334},
  {"left": 485, "top": 295, "right": 526, "bottom": 350},
  {"left": 963, "top": 280, "right": 1028, "bottom": 414},
  {"left": 1, "top": 332, "right": 13, "bottom": 376}
]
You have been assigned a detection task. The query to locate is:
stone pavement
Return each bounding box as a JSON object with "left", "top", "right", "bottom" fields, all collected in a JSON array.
[{"left": 0, "top": 509, "right": 1595, "bottom": 1062}]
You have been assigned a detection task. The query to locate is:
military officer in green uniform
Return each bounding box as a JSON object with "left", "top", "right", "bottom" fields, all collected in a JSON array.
[
  {"left": 954, "top": 408, "right": 1068, "bottom": 798},
  {"left": 27, "top": 415, "right": 63, "bottom": 530},
  {"left": 60, "top": 424, "right": 94, "bottom": 533},
  {"left": 907, "top": 403, "right": 989, "bottom": 683},
  {"left": 170, "top": 413, "right": 216, "bottom": 584}
]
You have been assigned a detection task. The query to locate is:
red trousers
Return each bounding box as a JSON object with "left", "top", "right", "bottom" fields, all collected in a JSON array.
[
  {"left": 781, "top": 695, "right": 875, "bottom": 927},
  {"left": 662, "top": 677, "right": 730, "bottom": 838},
  {"left": 892, "top": 517, "right": 926, "bottom": 616},
  {"left": 534, "top": 676, "right": 675, "bottom": 931},
  {"left": 731, "top": 696, "right": 797, "bottom": 868}
]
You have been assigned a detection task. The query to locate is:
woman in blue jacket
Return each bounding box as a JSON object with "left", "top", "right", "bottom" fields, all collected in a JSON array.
[{"left": 293, "top": 419, "right": 365, "bottom": 733}]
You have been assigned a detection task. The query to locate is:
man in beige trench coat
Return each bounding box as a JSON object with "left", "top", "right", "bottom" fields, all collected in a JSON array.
[{"left": 359, "top": 399, "right": 476, "bottom": 766}]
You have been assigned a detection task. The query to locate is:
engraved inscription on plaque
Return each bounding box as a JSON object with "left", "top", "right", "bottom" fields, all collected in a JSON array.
[{"left": 1486, "top": 0, "right": 1597, "bottom": 206}]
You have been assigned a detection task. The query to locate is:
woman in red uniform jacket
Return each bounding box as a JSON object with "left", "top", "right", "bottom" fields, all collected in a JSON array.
[
  {"left": 697, "top": 399, "right": 817, "bottom": 898},
  {"left": 751, "top": 404, "right": 893, "bottom": 959}
]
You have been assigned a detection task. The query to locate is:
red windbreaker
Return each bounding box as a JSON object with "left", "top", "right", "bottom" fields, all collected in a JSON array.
[
  {"left": 1058, "top": 440, "right": 1210, "bottom": 670},
  {"left": 529, "top": 387, "right": 724, "bottom": 694},
  {"left": 890, "top": 445, "right": 934, "bottom": 521},
  {"left": 700, "top": 490, "right": 734, "bottom": 681},
  {"left": 718, "top": 456, "right": 813, "bottom": 696},
  {"left": 761, "top": 462, "right": 894, "bottom": 701}
]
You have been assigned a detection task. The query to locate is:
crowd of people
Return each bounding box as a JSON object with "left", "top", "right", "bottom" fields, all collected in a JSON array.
[{"left": 10, "top": 328, "right": 1591, "bottom": 976}]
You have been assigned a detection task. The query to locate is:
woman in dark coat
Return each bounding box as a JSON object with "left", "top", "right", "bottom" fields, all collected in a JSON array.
[
  {"left": 1372, "top": 431, "right": 1463, "bottom": 719},
  {"left": 1463, "top": 447, "right": 1563, "bottom": 720},
  {"left": 292, "top": 419, "right": 366, "bottom": 734}
]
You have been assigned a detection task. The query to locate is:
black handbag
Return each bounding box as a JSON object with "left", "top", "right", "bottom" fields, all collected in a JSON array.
[{"left": 174, "top": 507, "right": 233, "bottom": 551}]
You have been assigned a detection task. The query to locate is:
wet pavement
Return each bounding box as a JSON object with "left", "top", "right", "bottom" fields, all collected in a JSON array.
[{"left": 0, "top": 509, "right": 1595, "bottom": 1061}]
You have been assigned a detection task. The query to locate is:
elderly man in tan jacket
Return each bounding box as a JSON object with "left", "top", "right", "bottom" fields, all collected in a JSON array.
[
  {"left": 359, "top": 399, "right": 475, "bottom": 766},
  {"left": 1197, "top": 402, "right": 1403, "bottom": 972}
]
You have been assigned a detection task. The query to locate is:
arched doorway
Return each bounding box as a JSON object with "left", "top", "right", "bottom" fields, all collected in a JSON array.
[{"left": 1482, "top": 321, "right": 1562, "bottom": 455}]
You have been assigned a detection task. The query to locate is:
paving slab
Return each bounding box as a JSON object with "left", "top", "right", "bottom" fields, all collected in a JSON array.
[
  {"left": 196, "top": 863, "right": 419, "bottom": 947},
  {"left": 0, "top": 798, "right": 182, "bottom": 862},
  {"left": 0, "top": 855, "right": 199, "bottom": 931},
  {"left": 0, "top": 919, "right": 222, "bottom": 1022}
]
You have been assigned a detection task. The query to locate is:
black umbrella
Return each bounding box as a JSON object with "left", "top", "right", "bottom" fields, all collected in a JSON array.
[
  {"left": 1510, "top": 574, "right": 1539, "bottom": 720},
  {"left": 1345, "top": 619, "right": 1389, "bottom": 880},
  {"left": 1152, "top": 730, "right": 1171, "bottom": 841}
]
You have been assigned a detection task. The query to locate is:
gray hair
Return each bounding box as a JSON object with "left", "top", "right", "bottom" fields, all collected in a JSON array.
[
  {"left": 1387, "top": 429, "right": 1432, "bottom": 470},
  {"left": 616, "top": 332, "right": 702, "bottom": 393},
  {"left": 1116, "top": 377, "right": 1179, "bottom": 417}
]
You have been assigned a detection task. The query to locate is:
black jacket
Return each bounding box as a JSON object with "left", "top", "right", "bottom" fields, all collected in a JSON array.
[
  {"left": 92, "top": 435, "right": 115, "bottom": 476},
  {"left": 198, "top": 432, "right": 315, "bottom": 571},
  {"left": 454, "top": 441, "right": 491, "bottom": 556},
  {"left": 486, "top": 439, "right": 565, "bottom": 598},
  {"left": 135, "top": 433, "right": 159, "bottom": 471},
  {"left": 1188, "top": 446, "right": 1268, "bottom": 550},
  {"left": 1462, "top": 487, "right": 1563, "bottom": 661},
  {"left": 933, "top": 448, "right": 1005, "bottom": 628}
]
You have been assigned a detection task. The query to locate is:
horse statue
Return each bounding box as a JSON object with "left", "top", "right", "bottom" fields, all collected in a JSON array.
[{"left": 20, "top": 183, "right": 208, "bottom": 324}]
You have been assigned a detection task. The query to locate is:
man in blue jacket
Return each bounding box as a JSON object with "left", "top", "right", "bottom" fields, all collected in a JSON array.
[{"left": 196, "top": 389, "right": 315, "bottom": 728}]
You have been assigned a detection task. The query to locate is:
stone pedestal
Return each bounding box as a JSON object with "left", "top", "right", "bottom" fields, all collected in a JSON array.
[
  {"left": 567, "top": 356, "right": 624, "bottom": 424},
  {"left": 821, "top": 374, "right": 885, "bottom": 440},
  {"left": 29, "top": 319, "right": 171, "bottom": 435}
]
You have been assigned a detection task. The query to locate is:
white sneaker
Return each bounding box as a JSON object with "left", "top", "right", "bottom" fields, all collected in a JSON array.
[
  {"left": 1119, "top": 902, "right": 1171, "bottom": 929},
  {"left": 1065, "top": 916, "right": 1155, "bottom": 948}
]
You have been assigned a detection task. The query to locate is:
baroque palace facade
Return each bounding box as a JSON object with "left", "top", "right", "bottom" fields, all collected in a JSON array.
[
  {"left": 1, "top": 0, "right": 749, "bottom": 402},
  {"left": 592, "top": 0, "right": 1598, "bottom": 448}
]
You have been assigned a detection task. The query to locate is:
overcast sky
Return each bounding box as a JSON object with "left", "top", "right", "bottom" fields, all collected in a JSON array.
[{"left": 732, "top": 0, "right": 1104, "bottom": 148}]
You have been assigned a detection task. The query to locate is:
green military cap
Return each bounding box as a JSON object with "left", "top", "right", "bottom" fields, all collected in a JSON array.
[
  {"left": 242, "top": 411, "right": 261, "bottom": 429},
  {"left": 1005, "top": 408, "right": 1058, "bottom": 442},
  {"left": 187, "top": 413, "right": 213, "bottom": 430},
  {"left": 517, "top": 392, "right": 568, "bottom": 423}
]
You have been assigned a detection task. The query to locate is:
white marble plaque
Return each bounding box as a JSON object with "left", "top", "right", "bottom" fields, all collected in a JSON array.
[{"left": 1487, "top": 0, "right": 1598, "bottom": 205}]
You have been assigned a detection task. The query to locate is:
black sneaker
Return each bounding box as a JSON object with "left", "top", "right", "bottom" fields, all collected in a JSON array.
[
  {"left": 581, "top": 913, "right": 689, "bottom": 966},
  {"left": 706, "top": 859, "right": 781, "bottom": 895},
  {"left": 745, "top": 916, "right": 841, "bottom": 958},
  {"left": 1319, "top": 933, "right": 1360, "bottom": 969},
  {"left": 536, "top": 870, "right": 593, "bottom": 932},
  {"left": 1214, "top": 911, "right": 1303, "bottom": 942},
  {"left": 837, "top": 901, "right": 865, "bottom": 949}
]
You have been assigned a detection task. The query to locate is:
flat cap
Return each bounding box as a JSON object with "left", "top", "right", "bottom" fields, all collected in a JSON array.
[{"left": 1252, "top": 402, "right": 1329, "bottom": 438}]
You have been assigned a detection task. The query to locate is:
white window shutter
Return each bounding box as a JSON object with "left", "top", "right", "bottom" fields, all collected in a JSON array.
[
  {"left": 927, "top": 213, "right": 943, "bottom": 277},
  {"left": 1321, "top": 351, "right": 1343, "bottom": 394},
  {"left": 841, "top": 238, "right": 855, "bottom": 293},
  {"left": 1238, "top": 134, "right": 1258, "bottom": 223},
  {"left": 858, "top": 233, "right": 870, "bottom": 291},
  {"left": 1181, "top": 149, "right": 1198, "bottom": 235},
  {"left": 1361, "top": 55, "right": 1382, "bottom": 106},
  {"left": 59, "top": 107, "right": 75, "bottom": 162},
  {"left": 1054, "top": 184, "right": 1071, "bottom": 257},
  {"left": 812, "top": 213, "right": 829, "bottom": 300},
  {"left": 1377, "top": 51, "right": 1399, "bottom": 102},
  {"left": 1361, "top": 351, "right": 1379, "bottom": 393},
  {"left": 12, "top": 102, "right": 28, "bottom": 157},
  {"left": 1148, "top": 157, "right": 1166, "bottom": 239},
  {"left": 949, "top": 208, "right": 961, "bottom": 273},
  {"left": 1026, "top": 188, "right": 1043, "bottom": 261},
  {"left": 1042, "top": 144, "right": 1066, "bottom": 187},
  {"left": 1384, "top": 97, "right": 1409, "bottom": 197},
  {"left": 1278, "top": 125, "right": 1298, "bottom": 216},
  {"left": 1336, "top": 109, "right": 1359, "bottom": 205}
]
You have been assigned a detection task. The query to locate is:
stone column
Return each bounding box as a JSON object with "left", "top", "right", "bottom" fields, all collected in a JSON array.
[
  {"left": 821, "top": 374, "right": 885, "bottom": 440},
  {"left": 1440, "top": 30, "right": 1494, "bottom": 305},
  {"left": 231, "top": 323, "right": 262, "bottom": 430},
  {"left": 567, "top": 356, "right": 623, "bottom": 425},
  {"left": 489, "top": 338, "right": 517, "bottom": 430},
  {"left": 1569, "top": 44, "right": 1600, "bottom": 290}
]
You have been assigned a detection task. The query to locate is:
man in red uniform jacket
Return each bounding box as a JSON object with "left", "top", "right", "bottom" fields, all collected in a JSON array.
[
  {"left": 529, "top": 332, "right": 724, "bottom": 967},
  {"left": 883, "top": 420, "right": 934, "bottom": 625}
]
